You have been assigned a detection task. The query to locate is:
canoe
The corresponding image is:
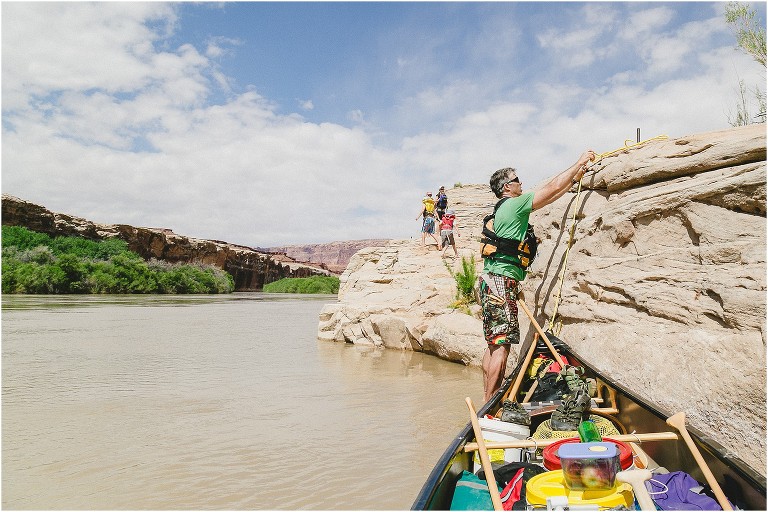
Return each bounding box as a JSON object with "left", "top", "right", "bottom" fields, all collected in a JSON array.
[{"left": 411, "top": 334, "right": 766, "bottom": 510}]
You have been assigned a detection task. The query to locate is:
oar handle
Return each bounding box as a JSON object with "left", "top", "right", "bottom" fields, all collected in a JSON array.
[
  {"left": 465, "top": 397, "right": 504, "bottom": 511},
  {"left": 465, "top": 432, "right": 680, "bottom": 452},
  {"left": 666, "top": 412, "right": 733, "bottom": 511},
  {"left": 517, "top": 297, "right": 565, "bottom": 366},
  {"left": 521, "top": 378, "right": 539, "bottom": 404},
  {"left": 616, "top": 469, "right": 655, "bottom": 511},
  {"left": 504, "top": 332, "right": 539, "bottom": 403}
]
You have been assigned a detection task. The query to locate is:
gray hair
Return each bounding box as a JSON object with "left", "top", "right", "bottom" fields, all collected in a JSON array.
[{"left": 490, "top": 167, "right": 516, "bottom": 198}]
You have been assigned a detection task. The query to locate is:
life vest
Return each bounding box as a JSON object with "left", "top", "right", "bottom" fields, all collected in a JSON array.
[
  {"left": 480, "top": 198, "right": 538, "bottom": 270},
  {"left": 422, "top": 196, "right": 436, "bottom": 215}
]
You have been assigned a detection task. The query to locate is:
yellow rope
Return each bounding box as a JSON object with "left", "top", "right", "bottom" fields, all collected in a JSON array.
[
  {"left": 591, "top": 134, "right": 669, "bottom": 166},
  {"left": 545, "top": 134, "right": 668, "bottom": 335},
  {"left": 547, "top": 178, "right": 584, "bottom": 334}
]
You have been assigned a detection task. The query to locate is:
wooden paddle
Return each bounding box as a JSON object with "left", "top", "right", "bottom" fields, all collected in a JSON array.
[
  {"left": 465, "top": 397, "right": 503, "bottom": 511},
  {"left": 521, "top": 379, "right": 539, "bottom": 403},
  {"left": 616, "top": 469, "right": 655, "bottom": 511},
  {"left": 504, "top": 332, "right": 539, "bottom": 403},
  {"left": 516, "top": 295, "right": 565, "bottom": 367},
  {"left": 666, "top": 412, "right": 733, "bottom": 510},
  {"left": 629, "top": 442, "right": 649, "bottom": 469},
  {"left": 464, "top": 431, "right": 679, "bottom": 452}
]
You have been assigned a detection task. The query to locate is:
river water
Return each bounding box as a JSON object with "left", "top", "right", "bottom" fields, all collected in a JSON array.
[{"left": 2, "top": 294, "right": 483, "bottom": 510}]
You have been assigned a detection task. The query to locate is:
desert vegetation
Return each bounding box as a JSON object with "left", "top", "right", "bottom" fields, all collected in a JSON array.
[
  {"left": 1, "top": 226, "right": 234, "bottom": 294},
  {"left": 263, "top": 275, "right": 340, "bottom": 294}
]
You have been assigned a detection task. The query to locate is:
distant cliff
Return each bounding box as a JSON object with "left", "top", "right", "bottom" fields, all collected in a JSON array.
[
  {"left": 262, "top": 239, "right": 390, "bottom": 274},
  {"left": 1, "top": 195, "right": 328, "bottom": 291}
]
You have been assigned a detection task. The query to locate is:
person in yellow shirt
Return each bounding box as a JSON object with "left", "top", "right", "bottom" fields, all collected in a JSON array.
[{"left": 416, "top": 192, "right": 440, "bottom": 248}]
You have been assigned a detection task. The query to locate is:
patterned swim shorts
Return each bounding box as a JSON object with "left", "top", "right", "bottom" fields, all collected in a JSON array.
[
  {"left": 422, "top": 216, "right": 436, "bottom": 234},
  {"left": 478, "top": 273, "right": 521, "bottom": 345}
]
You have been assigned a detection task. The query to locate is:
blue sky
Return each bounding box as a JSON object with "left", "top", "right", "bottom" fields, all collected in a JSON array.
[{"left": 2, "top": 2, "right": 765, "bottom": 246}]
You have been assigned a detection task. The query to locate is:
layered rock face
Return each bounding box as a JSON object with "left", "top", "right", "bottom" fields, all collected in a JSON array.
[
  {"left": 318, "top": 124, "right": 766, "bottom": 473},
  {"left": 1, "top": 195, "right": 327, "bottom": 290},
  {"left": 263, "top": 239, "right": 390, "bottom": 274}
]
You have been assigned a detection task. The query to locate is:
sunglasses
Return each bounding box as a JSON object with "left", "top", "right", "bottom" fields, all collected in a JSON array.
[{"left": 505, "top": 177, "right": 520, "bottom": 186}]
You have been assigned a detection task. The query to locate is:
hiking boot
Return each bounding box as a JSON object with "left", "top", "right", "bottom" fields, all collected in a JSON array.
[
  {"left": 559, "top": 365, "right": 584, "bottom": 391},
  {"left": 500, "top": 400, "right": 530, "bottom": 426},
  {"left": 585, "top": 378, "right": 597, "bottom": 397},
  {"left": 550, "top": 388, "right": 591, "bottom": 431},
  {"left": 559, "top": 365, "right": 598, "bottom": 397}
]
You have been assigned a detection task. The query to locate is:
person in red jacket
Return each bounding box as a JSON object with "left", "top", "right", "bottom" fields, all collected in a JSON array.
[{"left": 440, "top": 209, "right": 460, "bottom": 258}]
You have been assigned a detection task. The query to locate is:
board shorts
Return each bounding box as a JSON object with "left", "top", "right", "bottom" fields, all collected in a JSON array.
[
  {"left": 441, "top": 229, "right": 454, "bottom": 247},
  {"left": 477, "top": 273, "right": 521, "bottom": 345},
  {"left": 422, "top": 216, "right": 436, "bottom": 234}
]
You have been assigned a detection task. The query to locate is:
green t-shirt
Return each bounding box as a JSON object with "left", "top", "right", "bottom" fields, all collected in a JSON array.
[{"left": 482, "top": 191, "right": 534, "bottom": 281}]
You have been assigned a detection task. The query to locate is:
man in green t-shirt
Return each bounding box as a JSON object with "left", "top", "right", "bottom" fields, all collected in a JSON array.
[{"left": 480, "top": 150, "right": 595, "bottom": 403}]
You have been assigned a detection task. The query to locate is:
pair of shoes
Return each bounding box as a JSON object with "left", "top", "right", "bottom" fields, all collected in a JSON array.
[
  {"left": 550, "top": 388, "right": 591, "bottom": 431},
  {"left": 558, "top": 365, "right": 597, "bottom": 397},
  {"left": 500, "top": 400, "right": 531, "bottom": 426}
]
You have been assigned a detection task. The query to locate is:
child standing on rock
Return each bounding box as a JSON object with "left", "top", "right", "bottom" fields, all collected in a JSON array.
[{"left": 440, "top": 209, "right": 460, "bottom": 258}]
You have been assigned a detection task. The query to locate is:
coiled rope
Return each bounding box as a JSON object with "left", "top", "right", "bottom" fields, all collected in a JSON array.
[{"left": 545, "top": 134, "right": 669, "bottom": 335}]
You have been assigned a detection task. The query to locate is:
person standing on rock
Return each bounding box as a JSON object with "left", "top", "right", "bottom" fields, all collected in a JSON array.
[
  {"left": 440, "top": 209, "right": 460, "bottom": 258},
  {"left": 417, "top": 192, "right": 440, "bottom": 248},
  {"left": 480, "top": 150, "right": 595, "bottom": 403},
  {"left": 435, "top": 186, "right": 448, "bottom": 220}
]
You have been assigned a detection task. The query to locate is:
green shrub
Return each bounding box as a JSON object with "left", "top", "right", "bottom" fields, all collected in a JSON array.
[
  {"left": 1, "top": 226, "right": 53, "bottom": 251},
  {"left": 444, "top": 254, "right": 478, "bottom": 313},
  {"left": 1, "top": 226, "right": 234, "bottom": 294},
  {"left": 263, "top": 275, "right": 340, "bottom": 294},
  {"left": 50, "top": 235, "right": 129, "bottom": 260}
]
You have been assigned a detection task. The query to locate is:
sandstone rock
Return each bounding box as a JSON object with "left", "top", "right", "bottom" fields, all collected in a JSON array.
[
  {"left": 1, "top": 195, "right": 327, "bottom": 291},
  {"left": 318, "top": 124, "right": 766, "bottom": 473},
  {"left": 422, "top": 313, "right": 486, "bottom": 366}
]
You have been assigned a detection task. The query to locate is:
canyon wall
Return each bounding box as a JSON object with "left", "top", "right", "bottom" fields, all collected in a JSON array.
[
  {"left": 262, "top": 239, "right": 390, "bottom": 274},
  {"left": 317, "top": 124, "right": 766, "bottom": 473},
  {"left": 1, "top": 195, "right": 327, "bottom": 290}
]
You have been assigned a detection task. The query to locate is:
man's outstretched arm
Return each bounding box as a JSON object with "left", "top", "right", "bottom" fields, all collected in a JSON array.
[{"left": 532, "top": 150, "right": 595, "bottom": 211}]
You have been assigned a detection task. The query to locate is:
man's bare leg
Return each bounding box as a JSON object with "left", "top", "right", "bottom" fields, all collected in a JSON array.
[{"left": 482, "top": 344, "right": 510, "bottom": 403}]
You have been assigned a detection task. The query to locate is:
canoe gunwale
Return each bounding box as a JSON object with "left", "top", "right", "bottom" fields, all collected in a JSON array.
[{"left": 411, "top": 339, "right": 766, "bottom": 510}]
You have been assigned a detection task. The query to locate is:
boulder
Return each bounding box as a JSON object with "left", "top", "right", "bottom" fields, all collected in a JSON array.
[{"left": 318, "top": 124, "right": 766, "bottom": 473}]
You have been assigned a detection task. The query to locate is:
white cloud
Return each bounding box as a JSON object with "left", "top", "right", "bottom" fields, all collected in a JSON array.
[
  {"left": 620, "top": 6, "right": 675, "bottom": 40},
  {"left": 2, "top": 2, "right": 764, "bottom": 247},
  {"left": 2, "top": 3, "right": 176, "bottom": 108},
  {"left": 536, "top": 4, "right": 620, "bottom": 69},
  {"left": 636, "top": 15, "right": 730, "bottom": 77},
  {"left": 347, "top": 109, "right": 365, "bottom": 123}
]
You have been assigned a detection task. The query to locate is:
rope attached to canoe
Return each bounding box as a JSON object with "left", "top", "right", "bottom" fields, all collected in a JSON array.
[{"left": 545, "top": 134, "right": 668, "bottom": 335}]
